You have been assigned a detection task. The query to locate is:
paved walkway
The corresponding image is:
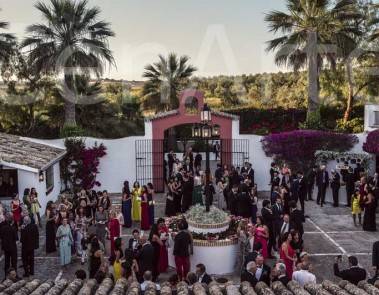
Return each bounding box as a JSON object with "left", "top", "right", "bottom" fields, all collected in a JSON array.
[{"left": 1, "top": 194, "right": 377, "bottom": 282}]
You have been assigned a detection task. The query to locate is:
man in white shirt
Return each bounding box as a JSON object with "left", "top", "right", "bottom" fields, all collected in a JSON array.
[{"left": 292, "top": 262, "right": 316, "bottom": 286}]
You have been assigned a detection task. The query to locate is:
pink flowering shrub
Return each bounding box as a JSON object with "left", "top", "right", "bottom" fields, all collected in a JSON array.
[
  {"left": 363, "top": 129, "right": 379, "bottom": 154},
  {"left": 261, "top": 130, "right": 358, "bottom": 171}
]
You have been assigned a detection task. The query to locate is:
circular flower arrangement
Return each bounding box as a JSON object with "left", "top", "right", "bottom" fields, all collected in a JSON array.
[
  {"left": 185, "top": 204, "right": 229, "bottom": 226},
  {"left": 166, "top": 205, "right": 242, "bottom": 243}
]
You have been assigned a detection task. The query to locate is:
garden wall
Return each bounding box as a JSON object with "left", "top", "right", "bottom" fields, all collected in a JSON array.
[{"left": 27, "top": 132, "right": 372, "bottom": 206}]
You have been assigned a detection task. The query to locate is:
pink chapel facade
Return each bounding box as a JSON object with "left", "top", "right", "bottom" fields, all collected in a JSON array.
[{"left": 146, "top": 89, "right": 238, "bottom": 191}]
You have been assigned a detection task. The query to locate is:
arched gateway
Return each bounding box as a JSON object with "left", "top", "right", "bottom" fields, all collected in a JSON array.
[{"left": 136, "top": 89, "right": 249, "bottom": 192}]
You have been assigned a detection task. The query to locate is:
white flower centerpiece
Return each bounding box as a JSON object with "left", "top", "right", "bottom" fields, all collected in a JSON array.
[
  {"left": 185, "top": 204, "right": 229, "bottom": 228},
  {"left": 167, "top": 205, "right": 239, "bottom": 275}
]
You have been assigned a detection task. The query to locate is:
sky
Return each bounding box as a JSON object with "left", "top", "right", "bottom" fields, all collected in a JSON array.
[{"left": 0, "top": 0, "right": 287, "bottom": 80}]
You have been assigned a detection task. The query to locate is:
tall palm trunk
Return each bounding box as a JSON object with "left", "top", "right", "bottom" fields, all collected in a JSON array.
[
  {"left": 64, "top": 74, "right": 76, "bottom": 126},
  {"left": 344, "top": 60, "right": 354, "bottom": 123},
  {"left": 307, "top": 30, "right": 319, "bottom": 114},
  {"left": 64, "top": 100, "right": 76, "bottom": 126}
]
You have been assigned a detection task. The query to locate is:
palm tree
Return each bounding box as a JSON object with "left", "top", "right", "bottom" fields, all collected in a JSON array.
[
  {"left": 265, "top": 0, "right": 362, "bottom": 115},
  {"left": 0, "top": 14, "right": 15, "bottom": 65},
  {"left": 22, "top": 0, "right": 115, "bottom": 127},
  {"left": 142, "top": 53, "right": 197, "bottom": 112}
]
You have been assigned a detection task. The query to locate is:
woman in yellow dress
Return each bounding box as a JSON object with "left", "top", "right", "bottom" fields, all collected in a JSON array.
[
  {"left": 351, "top": 189, "right": 362, "bottom": 226},
  {"left": 131, "top": 181, "right": 142, "bottom": 222}
]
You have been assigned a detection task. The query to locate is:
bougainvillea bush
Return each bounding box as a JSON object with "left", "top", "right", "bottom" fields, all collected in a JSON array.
[
  {"left": 261, "top": 130, "right": 358, "bottom": 171},
  {"left": 61, "top": 138, "right": 107, "bottom": 191},
  {"left": 363, "top": 129, "right": 379, "bottom": 154}
]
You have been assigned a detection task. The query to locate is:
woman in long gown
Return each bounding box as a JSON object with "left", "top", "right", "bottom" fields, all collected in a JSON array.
[
  {"left": 122, "top": 181, "right": 132, "bottom": 228},
  {"left": 45, "top": 201, "right": 57, "bottom": 253},
  {"left": 140, "top": 186, "right": 150, "bottom": 230},
  {"left": 75, "top": 207, "right": 88, "bottom": 264},
  {"left": 158, "top": 219, "right": 169, "bottom": 273},
  {"left": 131, "top": 181, "right": 142, "bottom": 222},
  {"left": 108, "top": 211, "right": 121, "bottom": 258},
  {"left": 56, "top": 218, "right": 73, "bottom": 267},
  {"left": 363, "top": 187, "right": 377, "bottom": 232},
  {"left": 165, "top": 178, "right": 176, "bottom": 217},
  {"left": 280, "top": 232, "right": 296, "bottom": 279},
  {"left": 192, "top": 173, "right": 203, "bottom": 205},
  {"left": 11, "top": 194, "right": 21, "bottom": 229},
  {"left": 216, "top": 179, "right": 226, "bottom": 210},
  {"left": 149, "top": 219, "right": 165, "bottom": 281},
  {"left": 95, "top": 206, "right": 108, "bottom": 247},
  {"left": 147, "top": 183, "right": 155, "bottom": 226},
  {"left": 254, "top": 216, "right": 269, "bottom": 259},
  {"left": 89, "top": 238, "right": 104, "bottom": 278},
  {"left": 30, "top": 188, "right": 42, "bottom": 227}
]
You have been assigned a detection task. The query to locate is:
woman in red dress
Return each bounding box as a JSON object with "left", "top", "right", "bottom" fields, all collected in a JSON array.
[
  {"left": 157, "top": 218, "right": 169, "bottom": 273},
  {"left": 140, "top": 185, "right": 150, "bottom": 230},
  {"left": 11, "top": 194, "right": 21, "bottom": 229},
  {"left": 280, "top": 231, "right": 296, "bottom": 279},
  {"left": 254, "top": 216, "right": 269, "bottom": 259},
  {"left": 108, "top": 211, "right": 120, "bottom": 258}
]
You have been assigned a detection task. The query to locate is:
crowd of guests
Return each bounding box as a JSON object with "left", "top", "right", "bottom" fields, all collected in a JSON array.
[
  {"left": 0, "top": 148, "right": 377, "bottom": 287},
  {"left": 269, "top": 162, "right": 377, "bottom": 231}
]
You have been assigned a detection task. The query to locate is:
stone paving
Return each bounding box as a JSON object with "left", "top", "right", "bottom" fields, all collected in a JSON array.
[{"left": 1, "top": 193, "right": 378, "bottom": 283}]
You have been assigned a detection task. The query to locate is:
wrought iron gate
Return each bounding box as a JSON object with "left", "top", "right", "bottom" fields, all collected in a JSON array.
[
  {"left": 135, "top": 138, "right": 249, "bottom": 193},
  {"left": 135, "top": 139, "right": 165, "bottom": 192}
]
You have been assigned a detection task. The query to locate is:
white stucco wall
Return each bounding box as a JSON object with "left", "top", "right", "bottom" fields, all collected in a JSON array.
[
  {"left": 5, "top": 161, "right": 62, "bottom": 213},
  {"left": 32, "top": 136, "right": 147, "bottom": 194},
  {"left": 22, "top": 123, "right": 371, "bottom": 207}
]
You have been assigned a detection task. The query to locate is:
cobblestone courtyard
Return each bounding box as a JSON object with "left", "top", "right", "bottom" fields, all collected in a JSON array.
[{"left": 2, "top": 194, "right": 378, "bottom": 283}]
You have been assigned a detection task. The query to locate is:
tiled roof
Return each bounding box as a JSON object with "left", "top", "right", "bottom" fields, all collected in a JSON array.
[
  {"left": 145, "top": 110, "right": 239, "bottom": 122},
  {"left": 0, "top": 133, "right": 66, "bottom": 172},
  {"left": 0, "top": 277, "right": 377, "bottom": 295}
]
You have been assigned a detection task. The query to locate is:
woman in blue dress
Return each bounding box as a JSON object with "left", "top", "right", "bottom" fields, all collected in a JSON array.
[
  {"left": 56, "top": 218, "right": 73, "bottom": 267},
  {"left": 122, "top": 181, "right": 132, "bottom": 228}
]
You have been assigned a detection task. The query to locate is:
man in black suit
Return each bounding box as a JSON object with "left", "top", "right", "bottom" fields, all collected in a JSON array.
[
  {"left": 334, "top": 256, "right": 366, "bottom": 285},
  {"left": 289, "top": 201, "right": 305, "bottom": 238},
  {"left": 0, "top": 214, "right": 18, "bottom": 277},
  {"left": 306, "top": 166, "right": 317, "bottom": 201},
  {"left": 277, "top": 214, "right": 291, "bottom": 248},
  {"left": 261, "top": 200, "right": 275, "bottom": 258},
  {"left": 271, "top": 171, "right": 281, "bottom": 195},
  {"left": 330, "top": 170, "right": 341, "bottom": 207},
  {"left": 227, "top": 184, "right": 239, "bottom": 215},
  {"left": 236, "top": 188, "right": 252, "bottom": 218},
  {"left": 296, "top": 171, "right": 307, "bottom": 213},
  {"left": 272, "top": 198, "right": 283, "bottom": 250},
  {"left": 316, "top": 165, "right": 329, "bottom": 207},
  {"left": 136, "top": 233, "right": 154, "bottom": 282},
  {"left": 271, "top": 262, "right": 289, "bottom": 286},
  {"left": 20, "top": 216, "right": 39, "bottom": 277},
  {"left": 241, "top": 261, "right": 258, "bottom": 287},
  {"left": 254, "top": 255, "right": 271, "bottom": 285},
  {"left": 195, "top": 264, "right": 212, "bottom": 285},
  {"left": 128, "top": 229, "right": 140, "bottom": 256},
  {"left": 214, "top": 163, "right": 223, "bottom": 183}
]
